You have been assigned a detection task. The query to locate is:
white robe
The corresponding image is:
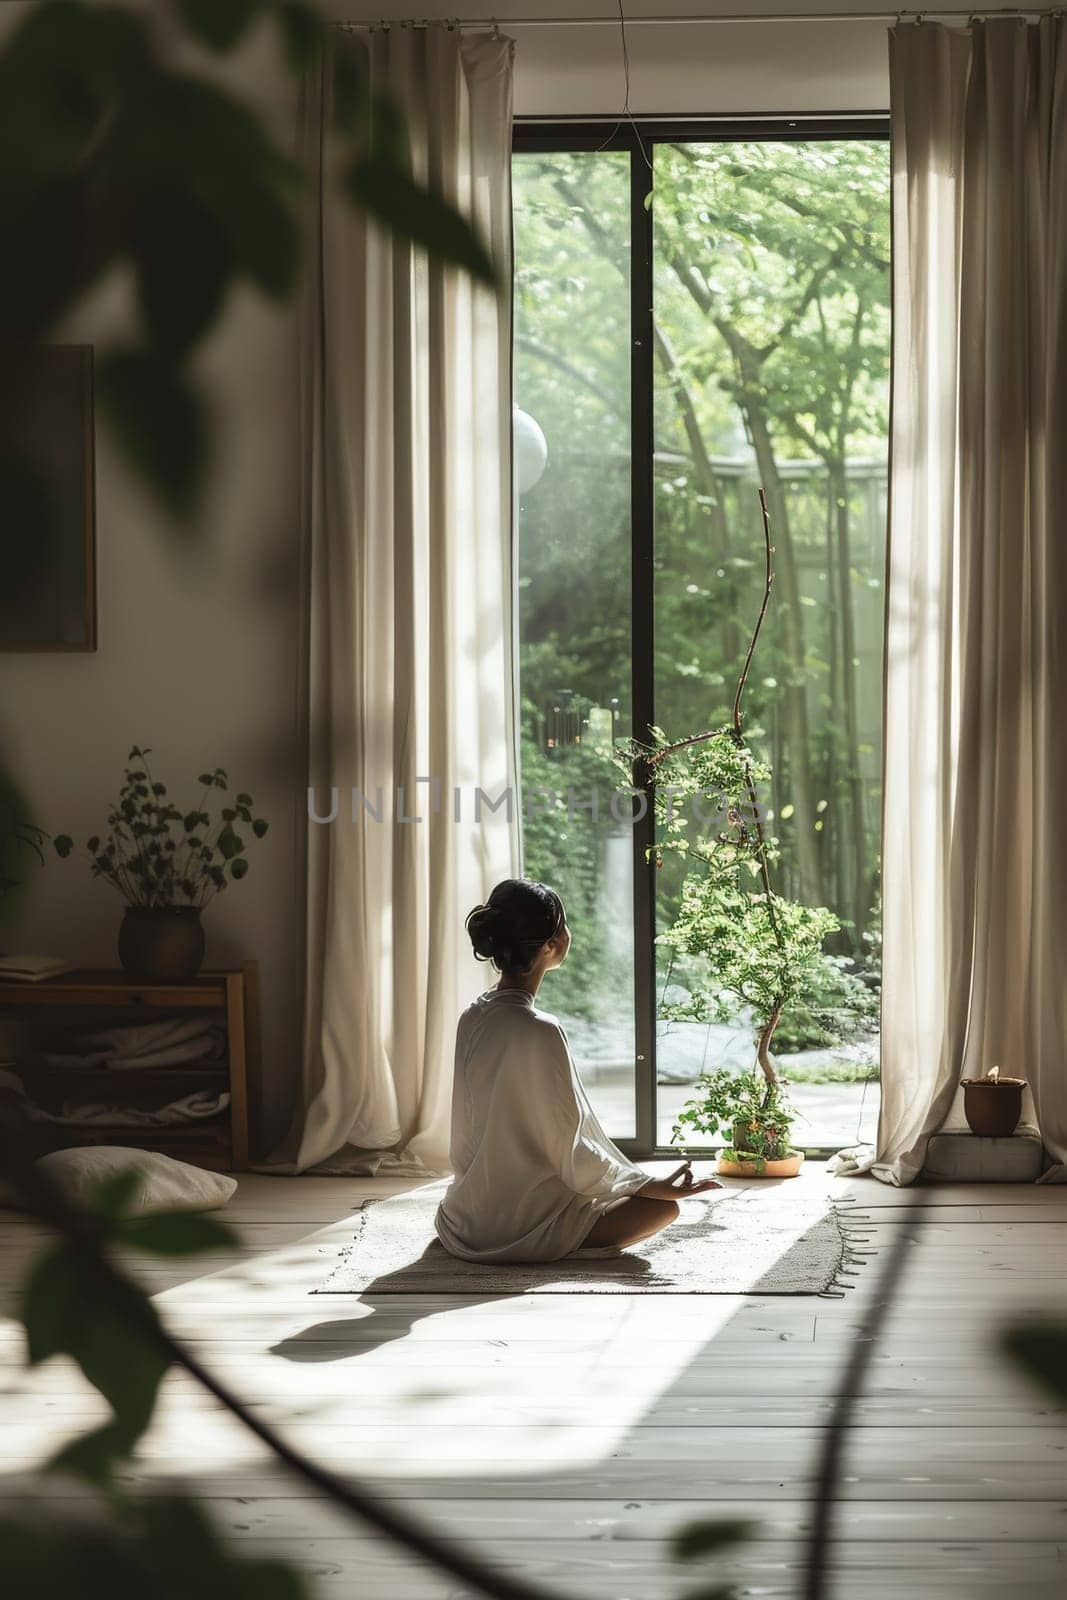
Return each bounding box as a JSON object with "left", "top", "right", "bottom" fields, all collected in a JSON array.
[{"left": 434, "top": 987, "right": 650, "bottom": 1263}]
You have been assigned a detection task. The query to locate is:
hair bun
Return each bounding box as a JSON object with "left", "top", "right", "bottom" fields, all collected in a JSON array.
[{"left": 465, "top": 904, "right": 501, "bottom": 962}]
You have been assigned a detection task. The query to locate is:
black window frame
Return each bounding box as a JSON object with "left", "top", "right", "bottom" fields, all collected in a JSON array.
[{"left": 512, "top": 115, "right": 891, "bottom": 1157}]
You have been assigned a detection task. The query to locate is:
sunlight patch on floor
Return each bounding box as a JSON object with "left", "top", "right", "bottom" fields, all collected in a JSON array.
[{"left": 1, "top": 1179, "right": 843, "bottom": 1480}]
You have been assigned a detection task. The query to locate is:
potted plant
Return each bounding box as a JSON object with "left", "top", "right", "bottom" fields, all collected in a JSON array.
[
  {"left": 54, "top": 746, "right": 268, "bottom": 982},
  {"left": 631, "top": 490, "right": 839, "bottom": 1178},
  {"left": 671, "top": 1065, "right": 801, "bottom": 1177}
]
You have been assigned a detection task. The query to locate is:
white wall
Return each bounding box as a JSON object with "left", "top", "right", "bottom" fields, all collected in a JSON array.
[{"left": 324, "top": 0, "right": 892, "bottom": 114}]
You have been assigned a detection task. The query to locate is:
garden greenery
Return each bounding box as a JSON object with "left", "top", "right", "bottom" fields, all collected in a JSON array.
[
  {"left": 514, "top": 141, "right": 890, "bottom": 1050},
  {"left": 618, "top": 492, "right": 845, "bottom": 1162}
]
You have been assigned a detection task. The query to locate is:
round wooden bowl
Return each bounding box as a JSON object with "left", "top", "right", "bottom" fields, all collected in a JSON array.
[{"left": 716, "top": 1150, "right": 805, "bottom": 1179}]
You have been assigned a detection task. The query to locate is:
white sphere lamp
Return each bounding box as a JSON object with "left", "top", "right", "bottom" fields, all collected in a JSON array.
[{"left": 513, "top": 406, "right": 548, "bottom": 495}]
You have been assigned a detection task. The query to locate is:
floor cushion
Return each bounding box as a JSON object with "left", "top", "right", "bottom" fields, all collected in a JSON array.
[
  {"left": 923, "top": 1127, "right": 1044, "bottom": 1182},
  {"left": 33, "top": 1146, "right": 238, "bottom": 1213}
]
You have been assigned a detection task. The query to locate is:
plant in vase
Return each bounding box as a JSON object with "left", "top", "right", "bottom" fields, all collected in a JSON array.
[
  {"left": 54, "top": 747, "right": 268, "bottom": 982},
  {"left": 629, "top": 490, "right": 840, "bottom": 1177},
  {"left": 670, "top": 1066, "right": 798, "bottom": 1175}
]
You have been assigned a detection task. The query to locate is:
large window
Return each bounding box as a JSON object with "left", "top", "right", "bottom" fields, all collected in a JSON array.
[{"left": 513, "top": 124, "right": 889, "bottom": 1153}]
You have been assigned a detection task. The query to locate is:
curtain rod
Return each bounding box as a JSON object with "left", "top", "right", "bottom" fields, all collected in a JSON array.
[{"left": 340, "top": 9, "right": 1059, "bottom": 28}]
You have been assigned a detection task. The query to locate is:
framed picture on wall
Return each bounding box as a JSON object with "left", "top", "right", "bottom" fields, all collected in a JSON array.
[{"left": 0, "top": 344, "right": 96, "bottom": 651}]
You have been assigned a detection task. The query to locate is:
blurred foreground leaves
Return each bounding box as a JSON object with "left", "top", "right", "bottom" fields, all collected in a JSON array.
[
  {"left": 0, "top": 0, "right": 495, "bottom": 525},
  {"left": 1, "top": 1493, "right": 307, "bottom": 1600}
]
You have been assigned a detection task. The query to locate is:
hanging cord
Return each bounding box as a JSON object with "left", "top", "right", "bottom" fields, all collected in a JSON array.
[
  {"left": 596, "top": 0, "right": 654, "bottom": 170},
  {"left": 854, "top": 1052, "right": 873, "bottom": 1144}
]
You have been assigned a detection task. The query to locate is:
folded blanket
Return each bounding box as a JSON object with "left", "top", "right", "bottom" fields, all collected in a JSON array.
[
  {"left": 0, "top": 1069, "right": 229, "bottom": 1126},
  {"left": 27, "top": 1089, "right": 230, "bottom": 1127},
  {"left": 42, "top": 1014, "right": 226, "bottom": 1070}
]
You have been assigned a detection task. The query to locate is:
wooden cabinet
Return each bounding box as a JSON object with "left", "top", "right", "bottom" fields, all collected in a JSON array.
[{"left": 0, "top": 962, "right": 258, "bottom": 1171}]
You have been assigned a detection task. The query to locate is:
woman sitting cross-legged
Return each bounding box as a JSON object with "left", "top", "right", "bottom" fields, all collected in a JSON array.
[{"left": 434, "top": 877, "right": 721, "bottom": 1265}]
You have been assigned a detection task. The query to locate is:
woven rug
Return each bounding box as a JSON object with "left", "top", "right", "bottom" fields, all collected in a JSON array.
[{"left": 314, "top": 1182, "right": 866, "bottom": 1295}]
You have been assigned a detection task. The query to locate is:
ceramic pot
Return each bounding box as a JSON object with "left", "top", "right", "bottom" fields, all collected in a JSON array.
[
  {"left": 961, "top": 1077, "right": 1025, "bottom": 1138},
  {"left": 717, "top": 1150, "right": 805, "bottom": 1179},
  {"left": 118, "top": 906, "right": 205, "bottom": 982}
]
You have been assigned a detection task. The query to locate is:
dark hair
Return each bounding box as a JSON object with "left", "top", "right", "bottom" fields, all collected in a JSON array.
[{"left": 466, "top": 878, "right": 566, "bottom": 978}]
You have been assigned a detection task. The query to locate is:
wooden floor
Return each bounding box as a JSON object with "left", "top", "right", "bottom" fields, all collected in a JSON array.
[{"left": 2, "top": 1162, "right": 1066, "bottom": 1598}]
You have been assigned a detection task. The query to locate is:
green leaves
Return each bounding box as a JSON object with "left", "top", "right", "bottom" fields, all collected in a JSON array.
[
  {"left": 176, "top": 0, "right": 267, "bottom": 53},
  {"left": 158, "top": 77, "right": 302, "bottom": 301},
  {"left": 217, "top": 823, "right": 244, "bottom": 861},
  {"left": 671, "top": 1067, "right": 794, "bottom": 1152},
  {"left": 22, "top": 1243, "right": 170, "bottom": 1482},
  {"left": 49, "top": 1419, "right": 143, "bottom": 1485},
  {"left": 137, "top": 1495, "right": 308, "bottom": 1598},
  {"left": 332, "top": 45, "right": 368, "bottom": 133},
  {"left": 346, "top": 156, "right": 497, "bottom": 288},
  {"left": 17, "top": 1163, "right": 237, "bottom": 1488},
  {"left": 0, "top": 0, "right": 500, "bottom": 520},
  {"left": 672, "top": 1518, "right": 754, "bottom": 1561},
  {"left": 53, "top": 750, "right": 267, "bottom": 909},
  {"left": 98, "top": 348, "right": 207, "bottom": 519},
  {"left": 669, "top": 1515, "right": 753, "bottom": 1600},
  {"left": 0, "top": 769, "right": 48, "bottom": 918},
  {"left": 1001, "top": 1322, "right": 1067, "bottom": 1403},
  {"left": 645, "top": 721, "right": 840, "bottom": 1053},
  {"left": 118, "top": 1211, "right": 237, "bottom": 1257},
  {"left": 130, "top": 188, "right": 232, "bottom": 356},
  {"left": 0, "top": 1495, "right": 309, "bottom": 1600},
  {"left": 277, "top": 2, "right": 323, "bottom": 74},
  {"left": 91, "top": 1167, "right": 144, "bottom": 1220}
]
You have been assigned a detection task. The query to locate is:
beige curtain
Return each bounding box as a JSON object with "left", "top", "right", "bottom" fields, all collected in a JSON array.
[
  {"left": 282, "top": 25, "right": 519, "bottom": 1175},
  {"left": 877, "top": 17, "right": 1067, "bottom": 1184}
]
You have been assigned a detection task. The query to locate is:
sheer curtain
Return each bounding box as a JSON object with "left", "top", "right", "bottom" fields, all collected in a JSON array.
[
  {"left": 877, "top": 17, "right": 1067, "bottom": 1183},
  {"left": 281, "top": 25, "right": 519, "bottom": 1175}
]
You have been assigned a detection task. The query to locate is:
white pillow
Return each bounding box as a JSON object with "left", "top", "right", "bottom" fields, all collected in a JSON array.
[{"left": 35, "top": 1147, "right": 238, "bottom": 1214}]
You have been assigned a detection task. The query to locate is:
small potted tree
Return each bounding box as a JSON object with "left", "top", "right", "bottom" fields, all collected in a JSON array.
[
  {"left": 54, "top": 746, "right": 268, "bottom": 982},
  {"left": 633, "top": 490, "right": 839, "bottom": 1177}
]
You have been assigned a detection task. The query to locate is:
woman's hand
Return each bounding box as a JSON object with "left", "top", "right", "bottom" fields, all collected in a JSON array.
[{"left": 638, "top": 1161, "right": 723, "bottom": 1202}]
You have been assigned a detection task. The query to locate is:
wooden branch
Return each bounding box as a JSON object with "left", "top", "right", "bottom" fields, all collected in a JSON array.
[
  {"left": 648, "top": 486, "right": 773, "bottom": 768},
  {"left": 646, "top": 488, "right": 787, "bottom": 1089},
  {"left": 731, "top": 487, "right": 774, "bottom": 735},
  {"left": 645, "top": 723, "right": 732, "bottom": 770}
]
